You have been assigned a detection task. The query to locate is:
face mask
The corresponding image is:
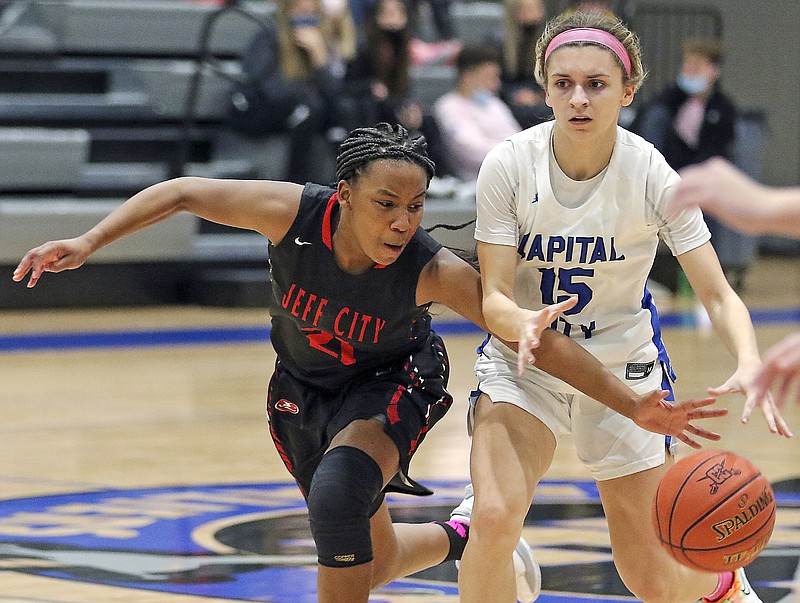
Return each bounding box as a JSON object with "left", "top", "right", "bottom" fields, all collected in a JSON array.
[
  {"left": 521, "top": 23, "right": 541, "bottom": 35},
  {"left": 290, "top": 14, "right": 320, "bottom": 28},
  {"left": 472, "top": 90, "right": 493, "bottom": 106},
  {"left": 676, "top": 74, "right": 709, "bottom": 95},
  {"left": 380, "top": 28, "right": 406, "bottom": 42}
]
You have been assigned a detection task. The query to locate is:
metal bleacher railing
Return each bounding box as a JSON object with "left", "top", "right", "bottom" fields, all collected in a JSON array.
[{"left": 171, "top": 0, "right": 274, "bottom": 179}]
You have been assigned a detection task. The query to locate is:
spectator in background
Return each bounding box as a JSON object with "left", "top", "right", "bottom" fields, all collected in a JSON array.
[
  {"left": 348, "top": 0, "right": 460, "bottom": 65},
  {"left": 633, "top": 38, "right": 746, "bottom": 289},
  {"left": 406, "top": 0, "right": 457, "bottom": 43},
  {"left": 434, "top": 44, "right": 521, "bottom": 182},
  {"left": 636, "top": 39, "right": 736, "bottom": 174},
  {"left": 347, "top": 0, "right": 376, "bottom": 30},
  {"left": 345, "top": 0, "right": 412, "bottom": 121},
  {"left": 322, "top": 0, "right": 358, "bottom": 59},
  {"left": 227, "top": 0, "right": 357, "bottom": 184},
  {"left": 499, "top": 0, "right": 552, "bottom": 128},
  {"left": 344, "top": 0, "right": 451, "bottom": 174}
]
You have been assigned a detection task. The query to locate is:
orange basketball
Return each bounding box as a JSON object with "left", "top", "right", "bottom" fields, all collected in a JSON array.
[{"left": 652, "top": 449, "right": 776, "bottom": 573}]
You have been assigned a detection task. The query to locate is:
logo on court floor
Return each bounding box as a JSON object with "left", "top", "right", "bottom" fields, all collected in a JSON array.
[{"left": 0, "top": 479, "right": 795, "bottom": 602}]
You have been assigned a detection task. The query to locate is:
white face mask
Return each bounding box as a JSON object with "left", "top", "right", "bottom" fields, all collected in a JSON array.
[
  {"left": 677, "top": 74, "right": 709, "bottom": 95},
  {"left": 472, "top": 90, "right": 493, "bottom": 106}
]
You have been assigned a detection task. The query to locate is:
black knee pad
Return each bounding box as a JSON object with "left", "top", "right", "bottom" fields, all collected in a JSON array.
[{"left": 306, "top": 446, "right": 384, "bottom": 568}]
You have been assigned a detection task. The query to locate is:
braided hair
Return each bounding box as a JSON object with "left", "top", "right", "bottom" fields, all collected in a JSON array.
[{"left": 335, "top": 123, "right": 436, "bottom": 184}]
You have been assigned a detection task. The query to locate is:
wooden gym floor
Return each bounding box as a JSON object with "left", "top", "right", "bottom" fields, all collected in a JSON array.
[{"left": 0, "top": 255, "right": 798, "bottom": 602}]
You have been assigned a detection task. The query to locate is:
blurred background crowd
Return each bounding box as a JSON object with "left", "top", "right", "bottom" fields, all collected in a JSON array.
[{"left": 0, "top": 0, "right": 797, "bottom": 308}]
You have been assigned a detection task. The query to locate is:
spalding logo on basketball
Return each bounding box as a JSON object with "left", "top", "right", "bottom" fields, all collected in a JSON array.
[{"left": 653, "top": 449, "right": 776, "bottom": 573}]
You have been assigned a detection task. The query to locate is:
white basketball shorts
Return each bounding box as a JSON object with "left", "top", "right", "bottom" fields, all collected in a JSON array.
[{"left": 473, "top": 339, "right": 677, "bottom": 481}]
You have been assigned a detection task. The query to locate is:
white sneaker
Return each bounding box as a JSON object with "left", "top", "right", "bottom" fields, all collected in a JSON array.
[
  {"left": 514, "top": 536, "right": 542, "bottom": 603},
  {"left": 450, "top": 483, "right": 474, "bottom": 523},
  {"left": 451, "top": 483, "right": 542, "bottom": 602}
]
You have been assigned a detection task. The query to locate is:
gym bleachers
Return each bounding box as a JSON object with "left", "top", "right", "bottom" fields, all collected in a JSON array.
[
  {"left": 0, "top": 0, "right": 492, "bottom": 309},
  {"left": 0, "top": 0, "right": 273, "bottom": 57},
  {"left": 0, "top": 127, "right": 88, "bottom": 190},
  {"left": 1, "top": 1, "right": 777, "bottom": 308},
  {"left": 0, "top": 0, "right": 493, "bottom": 190},
  {"left": 0, "top": 197, "right": 197, "bottom": 264},
  {"left": 0, "top": 2, "right": 261, "bottom": 306}
]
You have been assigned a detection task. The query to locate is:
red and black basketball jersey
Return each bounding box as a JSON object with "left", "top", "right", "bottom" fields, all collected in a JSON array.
[{"left": 268, "top": 183, "right": 443, "bottom": 390}]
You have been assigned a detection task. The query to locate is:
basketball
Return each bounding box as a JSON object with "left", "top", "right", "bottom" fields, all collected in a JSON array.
[{"left": 653, "top": 450, "right": 776, "bottom": 573}]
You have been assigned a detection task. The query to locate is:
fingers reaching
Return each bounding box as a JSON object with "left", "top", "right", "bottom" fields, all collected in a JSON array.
[
  {"left": 12, "top": 255, "right": 45, "bottom": 288},
  {"left": 682, "top": 395, "right": 728, "bottom": 417},
  {"left": 774, "top": 414, "right": 794, "bottom": 438},
  {"left": 740, "top": 383, "right": 793, "bottom": 438},
  {"left": 516, "top": 296, "right": 578, "bottom": 376},
  {"left": 707, "top": 383, "right": 744, "bottom": 397},
  {"left": 544, "top": 296, "right": 579, "bottom": 321},
  {"left": 632, "top": 393, "right": 727, "bottom": 447},
  {"left": 11, "top": 240, "right": 88, "bottom": 288}
]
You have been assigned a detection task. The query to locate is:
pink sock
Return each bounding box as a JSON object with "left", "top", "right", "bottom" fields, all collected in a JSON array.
[
  {"left": 704, "top": 571, "right": 734, "bottom": 602},
  {"left": 433, "top": 519, "right": 469, "bottom": 562}
]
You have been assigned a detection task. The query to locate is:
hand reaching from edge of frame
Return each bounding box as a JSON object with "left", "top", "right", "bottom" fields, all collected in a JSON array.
[
  {"left": 12, "top": 238, "right": 93, "bottom": 288},
  {"left": 631, "top": 390, "right": 727, "bottom": 449},
  {"left": 708, "top": 367, "right": 793, "bottom": 438},
  {"left": 669, "top": 158, "right": 765, "bottom": 233},
  {"left": 517, "top": 296, "right": 579, "bottom": 375},
  {"left": 749, "top": 333, "right": 800, "bottom": 409}
]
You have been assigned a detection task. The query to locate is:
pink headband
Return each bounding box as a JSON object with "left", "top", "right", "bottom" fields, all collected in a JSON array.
[{"left": 544, "top": 27, "right": 632, "bottom": 78}]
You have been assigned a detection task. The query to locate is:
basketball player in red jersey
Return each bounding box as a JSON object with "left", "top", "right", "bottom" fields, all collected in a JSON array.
[{"left": 14, "top": 123, "right": 726, "bottom": 603}]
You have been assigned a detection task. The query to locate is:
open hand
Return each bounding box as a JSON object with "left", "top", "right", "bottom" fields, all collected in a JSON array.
[
  {"left": 12, "top": 238, "right": 92, "bottom": 288},
  {"left": 710, "top": 368, "right": 793, "bottom": 438},
  {"left": 632, "top": 390, "right": 727, "bottom": 449}
]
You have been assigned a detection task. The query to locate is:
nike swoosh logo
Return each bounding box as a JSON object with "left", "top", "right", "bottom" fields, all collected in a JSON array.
[{"left": 294, "top": 237, "right": 312, "bottom": 246}]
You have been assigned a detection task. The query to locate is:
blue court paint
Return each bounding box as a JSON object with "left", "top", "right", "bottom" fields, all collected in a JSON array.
[
  {"left": 0, "top": 479, "right": 795, "bottom": 602},
  {"left": 1, "top": 307, "right": 798, "bottom": 353},
  {"left": 0, "top": 326, "right": 271, "bottom": 352}
]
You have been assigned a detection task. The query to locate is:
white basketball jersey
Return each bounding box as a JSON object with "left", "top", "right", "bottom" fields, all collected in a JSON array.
[{"left": 475, "top": 121, "right": 710, "bottom": 392}]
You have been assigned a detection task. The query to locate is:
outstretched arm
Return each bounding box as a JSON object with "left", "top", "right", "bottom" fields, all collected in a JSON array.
[
  {"left": 669, "top": 158, "right": 800, "bottom": 237},
  {"left": 532, "top": 329, "right": 726, "bottom": 449},
  {"left": 417, "top": 246, "right": 575, "bottom": 340},
  {"left": 679, "top": 242, "right": 793, "bottom": 438},
  {"left": 420, "top": 245, "right": 726, "bottom": 447},
  {"left": 476, "top": 241, "right": 578, "bottom": 374},
  {"left": 13, "top": 177, "right": 302, "bottom": 288}
]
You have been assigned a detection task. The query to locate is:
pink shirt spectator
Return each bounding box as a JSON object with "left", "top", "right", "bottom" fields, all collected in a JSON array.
[{"left": 434, "top": 92, "right": 521, "bottom": 181}]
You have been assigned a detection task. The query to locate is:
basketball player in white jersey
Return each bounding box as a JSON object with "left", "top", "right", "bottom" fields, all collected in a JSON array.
[{"left": 454, "top": 11, "right": 792, "bottom": 603}]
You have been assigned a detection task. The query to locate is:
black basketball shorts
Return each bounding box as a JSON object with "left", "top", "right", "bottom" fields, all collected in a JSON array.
[{"left": 266, "top": 331, "right": 453, "bottom": 499}]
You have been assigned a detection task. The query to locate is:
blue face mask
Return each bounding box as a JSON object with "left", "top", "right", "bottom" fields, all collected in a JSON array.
[
  {"left": 472, "top": 90, "right": 493, "bottom": 106},
  {"left": 290, "top": 14, "right": 320, "bottom": 27},
  {"left": 676, "top": 74, "right": 709, "bottom": 95}
]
